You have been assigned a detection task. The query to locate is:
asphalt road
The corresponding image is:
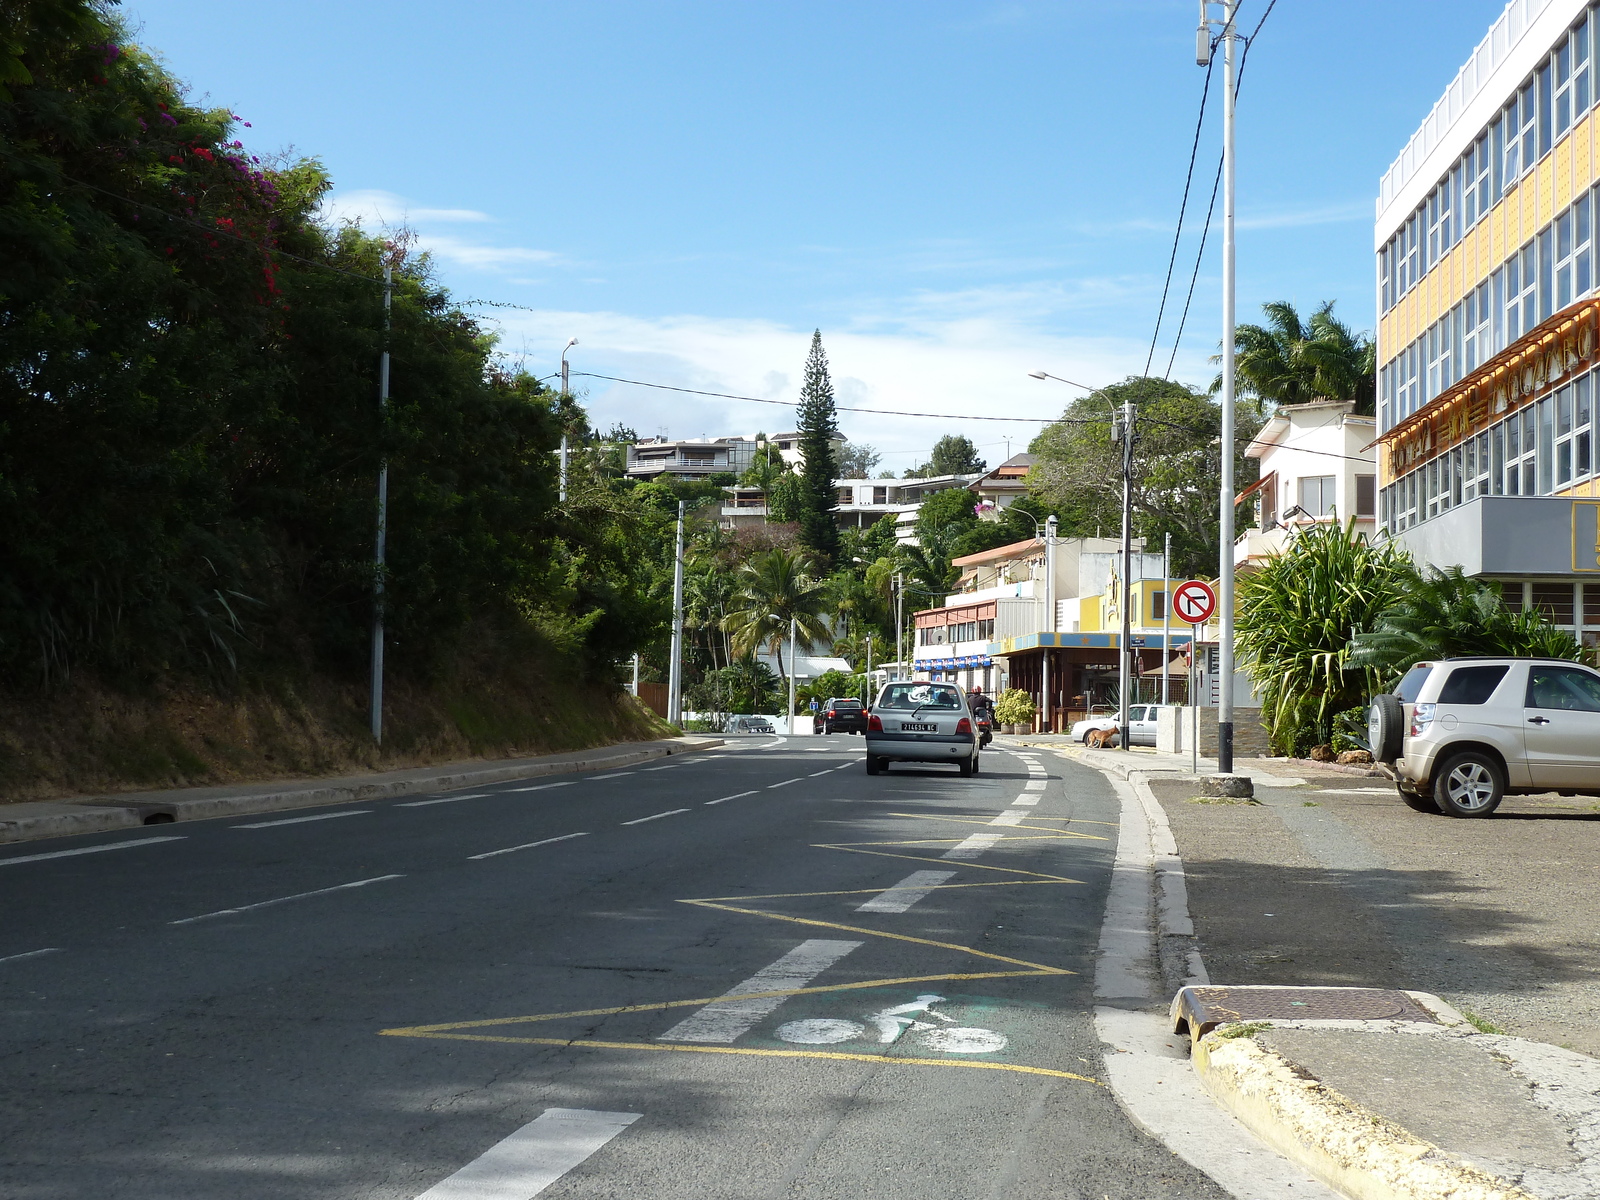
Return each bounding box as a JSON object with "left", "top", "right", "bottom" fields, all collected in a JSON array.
[{"left": 1, "top": 736, "right": 1227, "bottom": 1199}]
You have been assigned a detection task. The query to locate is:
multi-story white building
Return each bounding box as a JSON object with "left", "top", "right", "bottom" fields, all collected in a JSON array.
[
  {"left": 1234, "top": 400, "right": 1378, "bottom": 568},
  {"left": 1376, "top": 0, "right": 1600, "bottom": 648}
]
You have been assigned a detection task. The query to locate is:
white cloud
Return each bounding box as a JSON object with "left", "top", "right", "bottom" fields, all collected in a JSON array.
[
  {"left": 484, "top": 301, "right": 1205, "bottom": 463},
  {"left": 319, "top": 188, "right": 492, "bottom": 227},
  {"left": 317, "top": 189, "right": 561, "bottom": 273}
]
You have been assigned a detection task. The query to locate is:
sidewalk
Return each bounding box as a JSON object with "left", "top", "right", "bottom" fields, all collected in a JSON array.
[
  {"left": 1057, "top": 739, "right": 1600, "bottom": 1200},
  {"left": 0, "top": 735, "right": 722, "bottom": 847}
]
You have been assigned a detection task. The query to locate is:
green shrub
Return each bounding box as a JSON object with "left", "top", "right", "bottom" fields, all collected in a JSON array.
[{"left": 993, "top": 688, "right": 1036, "bottom": 726}]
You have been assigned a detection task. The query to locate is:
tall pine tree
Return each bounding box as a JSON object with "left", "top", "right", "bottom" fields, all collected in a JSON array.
[{"left": 794, "top": 330, "right": 842, "bottom": 565}]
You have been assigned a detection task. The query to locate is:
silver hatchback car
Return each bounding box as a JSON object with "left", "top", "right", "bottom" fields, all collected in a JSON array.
[{"left": 866, "top": 681, "right": 981, "bottom": 776}]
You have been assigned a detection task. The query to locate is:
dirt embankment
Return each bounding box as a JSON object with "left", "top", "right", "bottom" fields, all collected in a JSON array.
[{"left": 0, "top": 667, "right": 670, "bottom": 803}]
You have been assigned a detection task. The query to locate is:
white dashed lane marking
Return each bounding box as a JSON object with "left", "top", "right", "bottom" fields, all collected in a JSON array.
[
  {"left": 170, "top": 874, "right": 404, "bottom": 926},
  {"left": 988, "top": 810, "right": 1029, "bottom": 826},
  {"left": 855, "top": 870, "right": 957, "bottom": 913},
  {"left": 943, "top": 833, "right": 1003, "bottom": 860},
  {"left": 412, "top": 1107, "right": 642, "bottom": 1200},
  {"left": 658, "top": 939, "right": 861, "bottom": 1044},
  {"left": 704, "top": 791, "right": 757, "bottom": 805},
  {"left": 621, "top": 809, "right": 690, "bottom": 826},
  {"left": 1024, "top": 780, "right": 1047, "bottom": 791},
  {"left": 398, "top": 794, "right": 490, "bottom": 808},
  {"left": 507, "top": 781, "right": 576, "bottom": 793},
  {"left": 1012, "top": 796, "right": 1039, "bottom": 806},
  {"left": 234, "top": 811, "right": 370, "bottom": 829},
  {"left": 0, "top": 837, "right": 185, "bottom": 867},
  {"left": 0, "top": 948, "right": 63, "bottom": 965},
  {"left": 469, "top": 832, "right": 589, "bottom": 861}
]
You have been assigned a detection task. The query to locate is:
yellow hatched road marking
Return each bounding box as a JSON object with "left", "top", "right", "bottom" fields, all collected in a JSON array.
[{"left": 378, "top": 1030, "right": 1102, "bottom": 1086}]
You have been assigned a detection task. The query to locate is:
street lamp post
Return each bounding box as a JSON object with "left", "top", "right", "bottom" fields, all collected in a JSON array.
[
  {"left": 1043, "top": 514, "right": 1057, "bottom": 734},
  {"left": 894, "top": 571, "right": 905, "bottom": 681},
  {"left": 370, "top": 263, "right": 392, "bottom": 745},
  {"left": 1200, "top": 0, "right": 1240, "bottom": 774},
  {"left": 559, "top": 338, "right": 577, "bottom": 504},
  {"left": 667, "top": 499, "right": 686, "bottom": 726}
]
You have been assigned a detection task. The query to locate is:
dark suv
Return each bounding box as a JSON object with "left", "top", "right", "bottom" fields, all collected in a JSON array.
[{"left": 816, "top": 697, "right": 868, "bottom": 734}]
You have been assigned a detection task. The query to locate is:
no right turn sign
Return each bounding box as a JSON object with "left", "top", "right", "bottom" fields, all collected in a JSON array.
[{"left": 1172, "top": 579, "right": 1217, "bottom": 625}]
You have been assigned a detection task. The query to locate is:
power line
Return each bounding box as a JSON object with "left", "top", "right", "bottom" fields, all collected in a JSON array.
[
  {"left": 572, "top": 372, "right": 1077, "bottom": 424},
  {"left": 1145, "top": 50, "right": 1216, "bottom": 375},
  {"left": 1160, "top": 0, "right": 1278, "bottom": 379}
]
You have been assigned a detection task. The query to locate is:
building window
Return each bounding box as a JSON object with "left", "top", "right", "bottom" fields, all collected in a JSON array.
[
  {"left": 1355, "top": 474, "right": 1376, "bottom": 518},
  {"left": 1151, "top": 590, "right": 1167, "bottom": 620},
  {"left": 1299, "top": 475, "right": 1336, "bottom": 517},
  {"left": 1532, "top": 583, "right": 1575, "bottom": 625},
  {"left": 1556, "top": 195, "right": 1593, "bottom": 309},
  {"left": 1506, "top": 243, "right": 1537, "bottom": 342},
  {"left": 1462, "top": 281, "right": 1492, "bottom": 371},
  {"left": 1465, "top": 433, "right": 1491, "bottom": 499}
]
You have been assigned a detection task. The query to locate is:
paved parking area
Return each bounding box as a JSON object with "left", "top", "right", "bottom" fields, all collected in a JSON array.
[{"left": 1147, "top": 765, "right": 1600, "bottom": 1057}]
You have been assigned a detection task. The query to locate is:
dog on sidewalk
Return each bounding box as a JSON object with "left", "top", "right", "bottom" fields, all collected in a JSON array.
[{"left": 1085, "top": 727, "right": 1120, "bottom": 749}]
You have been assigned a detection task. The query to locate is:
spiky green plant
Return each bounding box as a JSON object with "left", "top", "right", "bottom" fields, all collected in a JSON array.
[
  {"left": 1348, "top": 566, "right": 1583, "bottom": 685},
  {"left": 1235, "top": 520, "right": 1413, "bottom": 754}
]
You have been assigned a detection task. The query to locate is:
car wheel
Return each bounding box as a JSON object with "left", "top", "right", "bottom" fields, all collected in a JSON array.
[
  {"left": 1397, "top": 786, "right": 1440, "bottom": 814},
  {"left": 971, "top": 753, "right": 980, "bottom": 776},
  {"left": 958, "top": 756, "right": 974, "bottom": 777},
  {"left": 866, "top": 754, "right": 883, "bottom": 776},
  {"left": 1432, "top": 751, "right": 1504, "bottom": 817},
  {"left": 1368, "top": 695, "right": 1404, "bottom": 763}
]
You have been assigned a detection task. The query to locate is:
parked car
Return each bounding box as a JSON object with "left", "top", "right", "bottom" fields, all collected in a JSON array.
[
  {"left": 865, "top": 681, "right": 981, "bottom": 777},
  {"left": 1368, "top": 656, "right": 1600, "bottom": 817},
  {"left": 815, "top": 697, "right": 868, "bottom": 735},
  {"left": 1069, "top": 705, "right": 1160, "bottom": 746},
  {"left": 726, "top": 715, "right": 776, "bottom": 734}
]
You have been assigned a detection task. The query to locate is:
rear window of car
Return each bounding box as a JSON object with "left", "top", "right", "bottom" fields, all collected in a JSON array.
[
  {"left": 1437, "top": 665, "right": 1509, "bottom": 705},
  {"left": 878, "top": 683, "right": 962, "bottom": 710},
  {"left": 832, "top": 699, "right": 861, "bottom": 709},
  {"left": 1395, "top": 663, "right": 1435, "bottom": 703}
]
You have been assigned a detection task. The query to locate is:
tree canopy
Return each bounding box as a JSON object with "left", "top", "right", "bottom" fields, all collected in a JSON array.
[
  {"left": 1219, "top": 300, "right": 1376, "bottom": 415},
  {"left": 1028, "top": 376, "right": 1261, "bottom": 578},
  {"left": 0, "top": 0, "right": 667, "bottom": 689}
]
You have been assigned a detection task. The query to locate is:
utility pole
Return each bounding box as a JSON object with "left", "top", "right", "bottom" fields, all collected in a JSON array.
[
  {"left": 667, "top": 499, "right": 685, "bottom": 726},
  {"left": 787, "top": 615, "right": 798, "bottom": 735},
  {"left": 1162, "top": 531, "right": 1172, "bottom": 706},
  {"left": 370, "top": 263, "right": 392, "bottom": 745},
  {"left": 1197, "top": 0, "right": 1239, "bottom": 771},
  {"left": 1043, "top": 514, "right": 1057, "bottom": 734},
  {"left": 631, "top": 652, "right": 640, "bottom": 697},
  {"left": 559, "top": 338, "right": 577, "bottom": 504},
  {"left": 1116, "top": 399, "right": 1134, "bottom": 751}
]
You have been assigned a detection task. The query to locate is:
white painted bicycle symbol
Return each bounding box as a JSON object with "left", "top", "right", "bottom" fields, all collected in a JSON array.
[{"left": 775, "top": 993, "right": 1007, "bottom": 1054}]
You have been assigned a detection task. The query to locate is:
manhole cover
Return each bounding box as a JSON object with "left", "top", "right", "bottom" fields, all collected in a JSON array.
[{"left": 1172, "top": 986, "right": 1438, "bottom": 1043}]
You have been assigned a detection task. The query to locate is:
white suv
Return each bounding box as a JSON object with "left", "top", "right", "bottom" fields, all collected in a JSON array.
[{"left": 1368, "top": 657, "right": 1600, "bottom": 817}]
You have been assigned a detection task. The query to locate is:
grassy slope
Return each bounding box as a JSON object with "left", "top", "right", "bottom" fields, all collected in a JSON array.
[{"left": 0, "top": 665, "right": 674, "bottom": 802}]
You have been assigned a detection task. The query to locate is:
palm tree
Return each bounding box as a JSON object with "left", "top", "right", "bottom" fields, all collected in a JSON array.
[
  {"left": 1349, "top": 567, "right": 1582, "bottom": 685},
  {"left": 1215, "top": 300, "right": 1376, "bottom": 415},
  {"left": 721, "top": 548, "right": 831, "bottom": 688}
]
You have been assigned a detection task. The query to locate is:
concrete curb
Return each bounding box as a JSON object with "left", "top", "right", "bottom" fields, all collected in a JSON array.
[
  {"left": 1192, "top": 1026, "right": 1536, "bottom": 1200},
  {"left": 0, "top": 737, "right": 723, "bottom": 845}
]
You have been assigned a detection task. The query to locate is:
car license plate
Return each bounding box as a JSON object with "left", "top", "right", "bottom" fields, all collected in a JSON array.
[{"left": 900, "top": 722, "right": 937, "bottom": 732}]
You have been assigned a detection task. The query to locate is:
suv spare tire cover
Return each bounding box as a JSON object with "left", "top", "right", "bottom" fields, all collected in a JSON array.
[{"left": 1369, "top": 694, "right": 1404, "bottom": 763}]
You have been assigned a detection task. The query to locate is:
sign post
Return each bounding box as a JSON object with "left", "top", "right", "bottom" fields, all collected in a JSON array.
[{"left": 1173, "top": 581, "right": 1217, "bottom": 772}]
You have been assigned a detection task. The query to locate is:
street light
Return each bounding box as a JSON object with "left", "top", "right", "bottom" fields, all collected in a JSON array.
[
  {"left": 559, "top": 338, "right": 578, "bottom": 502},
  {"left": 1027, "top": 370, "right": 1098, "bottom": 391}
]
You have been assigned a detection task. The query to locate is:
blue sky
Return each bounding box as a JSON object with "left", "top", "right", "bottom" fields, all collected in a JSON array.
[{"left": 126, "top": 0, "right": 1507, "bottom": 471}]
